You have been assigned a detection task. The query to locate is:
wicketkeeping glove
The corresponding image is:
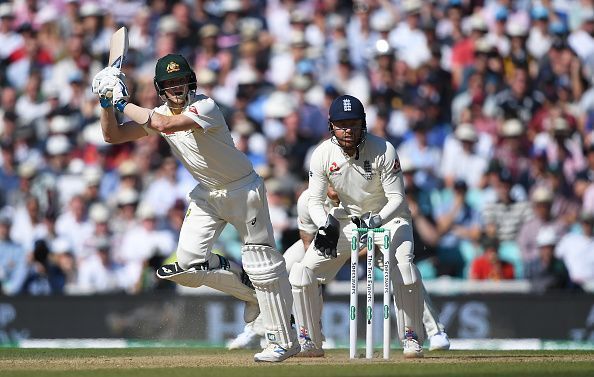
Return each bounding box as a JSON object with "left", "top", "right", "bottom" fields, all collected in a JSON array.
[
  {"left": 357, "top": 212, "right": 382, "bottom": 230},
  {"left": 314, "top": 214, "right": 340, "bottom": 258}
]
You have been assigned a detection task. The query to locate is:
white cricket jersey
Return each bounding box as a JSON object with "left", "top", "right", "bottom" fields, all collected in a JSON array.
[
  {"left": 307, "top": 133, "right": 410, "bottom": 228},
  {"left": 297, "top": 188, "right": 337, "bottom": 234},
  {"left": 143, "top": 93, "right": 254, "bottom": 189}
]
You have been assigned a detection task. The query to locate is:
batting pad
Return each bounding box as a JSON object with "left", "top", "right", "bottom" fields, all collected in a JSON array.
[
  {"left": 157, "top": 263, "right": 257, "bottom": 304},
  {"left": 392, "top": 262, "right": 425, "bottom": 343},
  {"left": 289, "top": 262, "right": 324, "bottom": 348},
  {"left": 242, "top": 245, "right": 297, "bottom": 348}
]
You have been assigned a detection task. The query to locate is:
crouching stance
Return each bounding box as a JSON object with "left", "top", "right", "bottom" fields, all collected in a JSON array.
[
  {"left": 92, "top": 54, "right": 298, "bottom": 362},
  {"left": 291, "top": 95, "right": 426, "bottom": 358}
]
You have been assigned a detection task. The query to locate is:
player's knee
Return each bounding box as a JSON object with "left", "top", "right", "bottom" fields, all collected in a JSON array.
[
  {"left": 394, "top": 240, "right": 414, "bottom": 264},
  {"left": 289, "top": 262, "right": 317, "bottom": 288},
  {"left": 395, "top": 262, "right": 421, "bottom": 286},
  {"left": 241, "top": 244, "right": 287, "bottom": 287}
]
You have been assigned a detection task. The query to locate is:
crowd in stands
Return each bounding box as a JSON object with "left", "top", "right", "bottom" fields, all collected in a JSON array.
[{"left": 1, "top": 0, "right": 594, "bottom": 296}]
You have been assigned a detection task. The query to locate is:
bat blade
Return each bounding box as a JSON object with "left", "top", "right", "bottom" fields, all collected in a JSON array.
[
  {"left": 108, "top": 27, "right": 129, "bottom": 69},
  {"left": 106, "top": 27, "right": 128, "bottom": 98}
]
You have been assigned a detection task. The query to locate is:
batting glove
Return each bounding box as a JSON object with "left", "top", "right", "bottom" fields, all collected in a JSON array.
[
  {"left": 112, "top": 78, "right": 130, "bottom": 112},
  {"left": 92, "top": 67, "right": 124, "bottom": 95}
]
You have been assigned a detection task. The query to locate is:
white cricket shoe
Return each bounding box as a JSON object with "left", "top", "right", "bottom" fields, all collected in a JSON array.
[
  {"left": 227, "top": 324, "right": 260, "bottom": 350},
  {"left": 429, "top": 332, "right": 450, "bottom": 351},
  {"left": 402, "top": 338, "right": 424, "bottom": 358},
  {"left": 253, "top": 341, "right": 300, "bottom": 362},
  {"left": 297, "top": 339, "right": 324, "bottom": 358}
]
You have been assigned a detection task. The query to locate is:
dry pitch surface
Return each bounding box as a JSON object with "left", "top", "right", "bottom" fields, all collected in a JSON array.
[{"left": 0, "top": 348, "right": 593, "bottom": 377}]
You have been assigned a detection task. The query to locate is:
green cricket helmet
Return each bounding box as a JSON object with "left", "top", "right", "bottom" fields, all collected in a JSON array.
[{"left": 153, "top": 54, "right": 197, "bottom": 95}]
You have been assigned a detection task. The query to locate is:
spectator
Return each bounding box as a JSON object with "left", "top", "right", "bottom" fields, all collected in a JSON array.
[
  {"left": 527, "top": 227, "right": 577, "bottom": 293},
  {"left": 517, "top": 186, "right": 568, "bottom": 274},
  {"left": 482, "top": 168, "right": 532, "bottom": 242},
  {"left": 0, "top": 211, "right": 28, "bottom": 295},
  {"left": 470, "top": 235, "right": 515, "bottom": 280},
  {"left": 555, "top": 211, "right": 594, "bottom": 285}
]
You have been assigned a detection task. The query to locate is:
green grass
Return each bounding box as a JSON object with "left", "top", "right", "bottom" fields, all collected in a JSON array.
[{"left": 0, "top": 349, "right": 592, "bottom": 377}]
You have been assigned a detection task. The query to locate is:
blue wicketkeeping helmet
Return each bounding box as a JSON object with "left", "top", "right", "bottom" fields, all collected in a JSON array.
[{"left": 328, "top": 95, "right": 367, "bottom": 158}]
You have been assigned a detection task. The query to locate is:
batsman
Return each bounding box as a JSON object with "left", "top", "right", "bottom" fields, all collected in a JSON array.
[
  {"left": 290, "top": 94, "right": 426, "bottom": 358},
  {"left": 91, "top": 54, "right": 299, "bottom": 362}
]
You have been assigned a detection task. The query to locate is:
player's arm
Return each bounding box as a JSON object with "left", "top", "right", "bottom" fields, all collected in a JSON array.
[
  {"left": 122, "top": 97, "right": 224, "bottom": 134},
  {"left": 93, "top": 68, "right": 147, "bottom": 144},
  {"left": 299, "top": 230, "right": 315, "bottom": 251},
  {"left": 377, "top": 143, "right": 408, "bottom": 222},
  {"left": 307, "top": 147, "right": 330, "bottom": 228},
  {"left": 99, "top": 106, "right": 148, "bottom": 144}
]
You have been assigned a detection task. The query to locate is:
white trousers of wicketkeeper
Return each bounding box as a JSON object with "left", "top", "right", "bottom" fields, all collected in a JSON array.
[
  {"left": 284, "top": 239, "right": 444, "bottom": 339},
  {"left": 177, "top": 171, "right": 296, "bottom": 348},
  {"left": 289, "top": 210, "right": 424, "bottom": 349}
]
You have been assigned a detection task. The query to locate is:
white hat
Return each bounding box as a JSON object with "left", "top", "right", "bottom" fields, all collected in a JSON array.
[
  {"left": 196, "top": 68, "right": 217, "bottom": 86},
  {"left": 46, "top": 135, "right": 71, "bottom": 155},
  {"left": 236, "top": 67, "right": 259, "bottom": 85},
  {"left": 455, "top": 123, "right": 478, "bottom": 142},
  {"left": 264, "top": 92, "right": 296, "bottom": 118},
  {"left": 118, "top": 160, "right": 138, "bottom": 176},
  {"left": 500, "top": 119, "right": 524, "bottom": 137},
  {"left": 551, "top": 117, "right": 570, "bottom": 133},
  {"left": 35, "top": 6, "right": 58, "bottom": 25},
  {"left": 0, "top": 4, "right": 14, "bottom": 18},
  {"left": 536, "top": 227, "right": 557, "bottom": 247},
  {"left": 506, "top": 23, "right": 528, "bottom": 37},
  {"left": 469, "top": 15, "right": 488, "bottom": 32},
  {"left": 157, "top": 15, "right": 179, "bottom": 34},
  {"left": 221, "top": 0, "right": 242, "bottom": 13},
  {"left": 403, "top": 0, "right": 422, "bottom": 14},
  {"left": 18, "top": 162, "right": 37, "bottom": 178},
  {"left": 82, "top": 121, "right": 109, "bottom": 147},
  {"left": 52, "top": 238, "right": 72, "bottom": 254},
  {"left": 136, "top": 202, "right": 156, "bottom": 220},
  {"left": 290, "top": 31, "right": 308, "bottom": 47},
  {"left": 117, "top": 188, "right": 139, "bottom": 206},
  {"left": 371, "top": 12, "right": 394, "bottom": 32},
  {"left": 233, "top": 120, "right": 254, "bottom": 136},
  {"left": 83, "top": 166, "right": 103, "bottom": 186},
  {"left": 531, "top": 186, "right": 554, "bottom": 203},
  {"left": 399, "top": 156, "right": 417, "bottom": 173},
  {"left": 49, "top": 115, "right": 76, "bottom": 134},
  {"left": 89, "top": 203, "right": 110, "bottom": 223},
  {"left": 80, "top": 2, "right": 103, "bottom": 17}
]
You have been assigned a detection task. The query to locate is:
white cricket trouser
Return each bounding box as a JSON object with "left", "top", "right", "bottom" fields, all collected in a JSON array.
[
  {"left": 176, "top": 171, "right": 296, "bottom": 348},
  {"left": 176, "top": 171, "right": 275, "bottom": 268},
  {"left": 293, "top": 215, "right": 425, "bottom": 345}
]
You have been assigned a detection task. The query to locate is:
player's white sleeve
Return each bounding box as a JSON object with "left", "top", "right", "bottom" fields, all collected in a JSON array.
[
  {"left": 307, "top": 146, "right": 329, "bottom": 228},
  {"left": 140, "top": 107, "right": 161, "bottom": 136},
  {"left": 182, "top": 96, "right": 224, "bottom": 131},
  {"left": 377, "top": 142, "right": 408, "bottom": 222},
  {"left": 296, "top": 189, "right": 318, "bottom": 234}
]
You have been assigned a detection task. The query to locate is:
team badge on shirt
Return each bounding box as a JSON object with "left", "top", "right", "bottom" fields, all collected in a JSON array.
[
  {"left": 329, "top": 162, "right": 342, "bottom": 176},
  {"left": 188, "top": 106, "right": 199, "bottom": 115},
  {"left": 393, "top": 159, "right": 401, "bottom": 174},
  {"left": 363, "top": 160, "right": 374, "bottom": 180}
]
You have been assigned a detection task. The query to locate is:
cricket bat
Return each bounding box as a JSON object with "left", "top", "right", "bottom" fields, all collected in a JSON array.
[{"left": 106, "top": 26, "right": 129, "bottom": 98}]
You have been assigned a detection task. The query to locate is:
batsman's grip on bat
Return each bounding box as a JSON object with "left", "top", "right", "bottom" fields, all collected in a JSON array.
[{"left": 92, "top": 67, "right": 126, "bottom": 106}]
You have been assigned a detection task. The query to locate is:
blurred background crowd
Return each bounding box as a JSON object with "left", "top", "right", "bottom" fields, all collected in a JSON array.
[{"left": 1, "top": 0, "right": 594, "bottom": 297}]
